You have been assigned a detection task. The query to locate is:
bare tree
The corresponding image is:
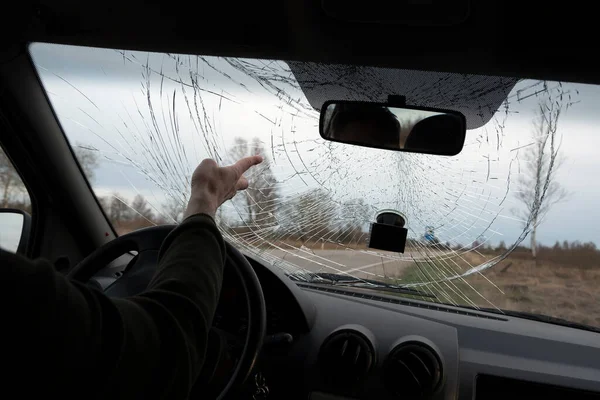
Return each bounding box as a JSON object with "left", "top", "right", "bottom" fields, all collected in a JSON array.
[
  {"left": 228, "top": 137, "right": 252, "bottom": 223},
  {"left": 228, "top": 137, "right": 279, "bottom": 227},
  {"left": 247, "top": 138, "right": 279, "bottom": 226},
  {"left": 162, "top": 196, "right": 186, "bottom": 223},
  {"left": 339, "top": 198, "right": 371, "bottom": 244},
  {"left": 73, "top": 144, "right": 100, "bottom": 182},
  {"left": 0, "top": 149, "right": 26, "bottom": 208},
  {"left": 131, "top": 194, "right": 154, "bottom": 221},
  {"left": 98, "top": 196, "right": 112, "bottom": 216},
  {"left": 109, "top": 193, "right": 132, "bottom": 223},
  {"left": 279, "top": 189, "right": 337, "bottom": 243},
  {"left": 1, "top": 143, "right": 99, "bottom": 210},
  {"left": 514, "top": 99, "right": 569, "bottom": 258}
]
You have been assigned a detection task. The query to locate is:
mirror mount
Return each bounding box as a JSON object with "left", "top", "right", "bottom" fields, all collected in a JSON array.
[
  {"left": 387, "top": 95, "right": 406, "bottom": 107},
  {"left": 368, "top": 210, "right": 408, "bottom": 253}
]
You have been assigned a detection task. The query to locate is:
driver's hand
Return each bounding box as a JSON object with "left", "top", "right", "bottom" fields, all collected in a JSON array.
[{"left": 184, "top": 155, "right": 263, "bottom": 219}]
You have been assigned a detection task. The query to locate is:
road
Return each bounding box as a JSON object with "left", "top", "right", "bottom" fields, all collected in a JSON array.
[{"left": 260, "top": 248, "right": 417, "bottom": 280}]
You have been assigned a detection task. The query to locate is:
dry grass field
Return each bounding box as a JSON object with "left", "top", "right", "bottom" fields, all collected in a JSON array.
[
  {"left": 398, "top": 246, "right": 600, "bottom": 328},
  {"left": 116, "top": 220, "right": 600, "bottom": 329}
]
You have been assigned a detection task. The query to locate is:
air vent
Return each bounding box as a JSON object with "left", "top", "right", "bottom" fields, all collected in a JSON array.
[
  {"left": 383, "top": 342, "right": 442, "bottom": 398},
  {"left": 319, "top": 329, "right": 375, "bottom": 385}
]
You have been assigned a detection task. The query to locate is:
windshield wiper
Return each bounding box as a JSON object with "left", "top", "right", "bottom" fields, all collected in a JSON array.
[
  {"left": 291, "top": 272, "right": 436, "bottom": 299},
  {"left": 467, "top": 307, "right": 600, "bottom": 334}
]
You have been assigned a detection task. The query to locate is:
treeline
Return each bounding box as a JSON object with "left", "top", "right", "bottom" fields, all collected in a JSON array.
[
  {"left": 225, "top": 138, "right": 374, "bottom": 245},
  {"left": 477, "top": 240, "right": 600, "bottom": 267},
  {"left": 97, "top": 193, "right": 185, "bottom": 234},
  {"left": 4, "top": 139, "right": 598, "bottom": 264},
  {"left": 223, "top": 188, "right": 374, "bottom": 246},
  {"left": 522, "top": 241, "right": 599, "bottom": 267},
  {"left": 2, "top": 138, "right": 375, "bottom": 243},
  {"left": 1, "top": 144, "right": 99, "bottom": 214},
  {"left": 98, "top": 189, "right": 373, "bottom": 241},
  {"left": 1, "top": 191, "right": 183, "bottom": 235}
]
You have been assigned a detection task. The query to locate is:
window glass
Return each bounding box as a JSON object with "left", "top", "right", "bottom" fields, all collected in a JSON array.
[
  {"left": 0, "top": 147, "right": 31, "bottom": 253},
  {"left": 30, "top": 43, "right": 600, "bottom": 331}
]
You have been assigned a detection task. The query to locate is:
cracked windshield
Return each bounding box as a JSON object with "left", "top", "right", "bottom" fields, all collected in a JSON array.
[{"left": 29, "top": 43, "right": 600, "bottom": 330}]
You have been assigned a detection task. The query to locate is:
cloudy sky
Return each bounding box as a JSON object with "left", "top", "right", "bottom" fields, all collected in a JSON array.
[{"left": 28, "top": 43, "right": 600, "bottom": 249}]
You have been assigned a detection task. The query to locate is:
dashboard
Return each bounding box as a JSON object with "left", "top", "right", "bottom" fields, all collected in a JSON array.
[
  {"left": 94, "top": 250, "right": 600, "bottom": 400},
  {"left": 241, "top": 255, "right": 600, "bottom": 400}
]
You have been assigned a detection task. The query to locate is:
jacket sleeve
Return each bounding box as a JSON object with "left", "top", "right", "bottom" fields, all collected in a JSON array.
[{"left": 1, "top": 213, "right": 225, "bottom": 400}]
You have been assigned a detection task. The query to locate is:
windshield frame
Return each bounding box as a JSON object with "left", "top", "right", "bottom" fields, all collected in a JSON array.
[{"left": 28, "top": 42, "right": 600, "bottom": 333}]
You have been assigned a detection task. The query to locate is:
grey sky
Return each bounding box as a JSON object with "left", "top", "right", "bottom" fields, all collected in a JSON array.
[{"left": 29, "top": 43, "right": 600, "bottom": 249}]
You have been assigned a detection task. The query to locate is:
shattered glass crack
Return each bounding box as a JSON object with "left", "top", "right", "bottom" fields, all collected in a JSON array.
[{"left": 30, "top": 44, "right": 580, "bottom": 313}]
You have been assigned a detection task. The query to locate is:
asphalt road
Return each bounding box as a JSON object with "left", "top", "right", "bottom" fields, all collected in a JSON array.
[{"left": 264, "top": 248, "right": 416, "bottom": 280}]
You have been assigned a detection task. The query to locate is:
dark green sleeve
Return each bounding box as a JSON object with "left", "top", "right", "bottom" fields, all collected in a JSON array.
[{"left": 1, "top": 213, "right": 225, "bottom": 399}]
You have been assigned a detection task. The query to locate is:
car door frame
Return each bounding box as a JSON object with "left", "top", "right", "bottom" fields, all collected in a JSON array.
[{"left": 0, "top": 43, "right": 116, "bottom": 268}]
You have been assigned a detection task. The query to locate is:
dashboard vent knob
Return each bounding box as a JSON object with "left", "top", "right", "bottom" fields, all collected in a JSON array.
[
  {"left": 383, "top": 342, "right": 442, "bottom": 398},
  {"left": 318, "top": 329, "right": 375, "bottom": 385}
]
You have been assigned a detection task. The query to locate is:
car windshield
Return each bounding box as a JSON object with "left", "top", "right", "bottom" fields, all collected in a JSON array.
[{"left": 30, "top": 43, "right": 600, "bottom": 331}]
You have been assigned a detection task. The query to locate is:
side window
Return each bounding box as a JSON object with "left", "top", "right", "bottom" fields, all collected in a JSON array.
[{"left": 0, "top": 147, "right": 32, "bottom": 253}]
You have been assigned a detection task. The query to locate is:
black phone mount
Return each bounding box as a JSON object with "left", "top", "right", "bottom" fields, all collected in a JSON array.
[{"left": 368, "top": 210, "right": 408, "bottom": 253}]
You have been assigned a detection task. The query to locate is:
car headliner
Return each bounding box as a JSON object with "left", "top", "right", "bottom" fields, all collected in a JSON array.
[
  {"left": 3, "top": 0, "right": 598, "bottom": 87},
  {"left": 290, "top": 63, "right": 518, "bottom": 129}
]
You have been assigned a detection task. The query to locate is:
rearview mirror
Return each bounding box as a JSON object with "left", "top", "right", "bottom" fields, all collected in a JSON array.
[
  {"left": 320, "top": 101, "right": 466, "bottom": 156},
  {"left": 0, "top": 209, "right": 32, "bottom": 254}
]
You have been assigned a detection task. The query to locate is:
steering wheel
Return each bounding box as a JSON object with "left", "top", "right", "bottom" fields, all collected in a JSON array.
[{"left": 67, "top": 225, "right": 266, "bottom": 399}]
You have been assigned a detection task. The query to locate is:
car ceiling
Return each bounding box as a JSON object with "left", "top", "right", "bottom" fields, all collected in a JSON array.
[
  {"left": 2, "top": 0, "right": 597, "bottom": 86},
  {"left": 289, "top": 63, "right": 518, "bottom": 129}
]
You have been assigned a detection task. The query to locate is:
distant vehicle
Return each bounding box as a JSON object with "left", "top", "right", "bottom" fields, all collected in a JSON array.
[{"left": 424, "top": 226, "right": 438, "bottom": 244}]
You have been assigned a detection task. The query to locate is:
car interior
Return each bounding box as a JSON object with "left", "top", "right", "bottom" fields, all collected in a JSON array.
[{"left": 1, "top": 1, "right": 600, "bottom": 399}]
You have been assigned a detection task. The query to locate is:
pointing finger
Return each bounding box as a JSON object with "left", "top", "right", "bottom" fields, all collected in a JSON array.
[{"left": 230, "top": 155, "right": 263, "bottom": 178}]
